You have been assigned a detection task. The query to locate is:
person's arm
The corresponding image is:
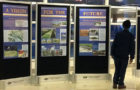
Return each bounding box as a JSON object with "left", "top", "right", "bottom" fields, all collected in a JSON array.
[
  {"left": 129, "top": 35, "right": 135, "bottom": 63},
  {"left": 111, "top": 33, "right": 118, "bottom": 58}
]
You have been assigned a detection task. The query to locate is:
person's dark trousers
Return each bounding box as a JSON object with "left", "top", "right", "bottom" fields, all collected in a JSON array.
[{"left": 113, "top": 57, "right": 128, "bottom": 85}]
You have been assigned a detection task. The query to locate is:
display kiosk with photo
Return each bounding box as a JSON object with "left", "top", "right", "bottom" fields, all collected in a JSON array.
[
  {"left": 137, "top": 17, "right": 140, "bottom": 70},
  {"left": 37, "top": 4, "right": 70, "bottom": 76},
  {"left": 75, "top": 5, "right": 110, "bottom": 74},
  {"left": 0, "top": 2, "right": 31, "bottom": 80}
]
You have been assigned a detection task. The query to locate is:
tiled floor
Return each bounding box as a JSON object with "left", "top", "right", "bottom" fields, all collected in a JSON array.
[{"left": 3, "top": 65, "right": 140, "bottom": 90}]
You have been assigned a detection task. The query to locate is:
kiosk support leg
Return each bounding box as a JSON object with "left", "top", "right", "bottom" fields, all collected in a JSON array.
[
  {"left": 0, "top": 81, "right": 5, "bottom": 90},
  {"left": 30, "top": 76, "right": 39, "bottom": 86}
]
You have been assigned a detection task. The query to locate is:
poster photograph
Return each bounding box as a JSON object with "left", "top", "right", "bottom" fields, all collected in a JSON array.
[
  {"left": 4, "top": 30, "right": 28, "bottom": 42},
  {"left": 93, "top": 43, "right": 106, "bottom": 56},
  {"left": 60, "top": 29, "right": 67, "bottom": 44},
  {"left": 18, "top": 45, "right": 28, "bottom": 58},
  {"left": 80, "top": 43, "right": 93, "bottom": 53},
  {"left": 41, "top": 45, "right": 66, "bottom": 56},
  {"left": 89, "top": 28, "right": 99, "bottom": 41},
  {"left": 41, "top": 28, "right": 56, "bottom": 43},
  {"left": 4, "top": 44, "right": 28, "bottom": 59},
  {"left": 15, "top": 20, "right": 28, "bottom": 27},
  {"left": 4, "top": 45, "right": 18, "bottom": 58},
  {"left": 99, "top": 28, "right": 106, "bottom": 41}
]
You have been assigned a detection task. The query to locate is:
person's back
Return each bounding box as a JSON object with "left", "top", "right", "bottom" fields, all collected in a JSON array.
[
  {"left": 111, "top": 20, "right": 135, "bottom": 89},
  {"left": 113, "top": 30, "right": 134, "bottom": 59}
]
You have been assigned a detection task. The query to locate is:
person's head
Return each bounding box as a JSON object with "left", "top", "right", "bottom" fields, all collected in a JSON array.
[{"left": 123, "top": 20, "right": 131, "bottom": 29}]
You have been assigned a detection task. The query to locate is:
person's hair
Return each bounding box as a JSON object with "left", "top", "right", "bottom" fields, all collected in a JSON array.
[{"left": 123, "top": 20, "right": 131, "bottom": 29}]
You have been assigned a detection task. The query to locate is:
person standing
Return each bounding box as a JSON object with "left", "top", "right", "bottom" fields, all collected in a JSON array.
[{"left": 111, "top": 20, "right": 135, "bottom": 89}]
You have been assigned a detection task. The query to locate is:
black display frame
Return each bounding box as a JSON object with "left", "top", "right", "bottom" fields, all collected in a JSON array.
[
  {"left": 75, "top": 6, "right": 110, "bottom": 73},
  {"left": 0, "top": 2, "right": 31, "bottom": 80},
  {"left": 37, "top": 4, "right": 70, "bottom": 75},
  {"left": 137, "top": 17, "right": 140, "bottom": 69}
]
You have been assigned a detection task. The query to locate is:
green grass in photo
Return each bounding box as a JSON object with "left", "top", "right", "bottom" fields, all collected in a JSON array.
[
  {"left": 53, "top": 39, "right": 60, "bottom": 43},
  {"left": 41, "top": 29, "right": 56, "bottom": 39},
  {"left": 80, "top": 44, "right": 92, "bottom": 48}
]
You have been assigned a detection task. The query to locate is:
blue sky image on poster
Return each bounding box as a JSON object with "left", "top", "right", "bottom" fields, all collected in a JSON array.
[
  {"left": 41, "top": 7, "right": 67, "bottom": 57},
  {"left": 3, "top": 4, "right": 29, "bottom": 59},
  {"left": 79, "top": 8, "right": 106, "bottom": 56}
]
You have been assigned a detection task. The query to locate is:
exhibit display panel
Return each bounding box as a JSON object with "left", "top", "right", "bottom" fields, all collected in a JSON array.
[
  {"left": 37, "top": 4, "right": 70, "bottom": 75},
  {"left": 75, "top": 6, "right": 110, "bottom": 73},
  {"left": 0, "top": 2, "right": 31, "bottom": 80},
  {"left": 48, "top": 0, "right": 105, "bottom": 5},
  {"left": 137, "top": 17, "right": 140, "bottom": 69}
]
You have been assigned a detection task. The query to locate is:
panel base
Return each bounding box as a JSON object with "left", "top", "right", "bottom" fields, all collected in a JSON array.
[
  {"left": 0, "top": 80, "right": 5, "bottom": 90},
  {"left": 30, "top": 76, "right": 39, "bottom": 86},
  {"left": 39, "top": 74, "right": 69, "bottom": 85},
  {"left": 75, "top": 74, "right": 112, "bottom": 83},
  {"left": 0, "top": 77, "right": 30, "bottom": 89}
]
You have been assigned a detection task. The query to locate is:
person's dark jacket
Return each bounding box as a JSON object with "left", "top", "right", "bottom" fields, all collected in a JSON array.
[{"left": 111, "top": 29, "right": 135, "bottom": 60}]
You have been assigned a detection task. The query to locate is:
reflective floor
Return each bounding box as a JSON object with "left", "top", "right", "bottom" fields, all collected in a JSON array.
[{"left": 3, "top": 65, "right": 140, "bottom": 90}]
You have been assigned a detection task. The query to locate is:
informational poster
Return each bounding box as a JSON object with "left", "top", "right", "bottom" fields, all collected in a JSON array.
[
  {"left": 3, "top": 4, "right": 29, "bottom": 59},
  {"left": 79, "top": 9, "right": 106, "bottom": 56},
  {"left": 111, "top": 25, "right": 136, "bottom": 40},
  {"left": 41, "top": 7, "right": 67, "bottom": 57}
]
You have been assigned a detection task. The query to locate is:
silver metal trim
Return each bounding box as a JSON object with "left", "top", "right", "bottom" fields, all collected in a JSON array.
[
  {"left": 135, "top": 7, "right": 138, "bottom": 70},
  {"left": 108, "top": 6, "right": 111, "bottom": 74},
  {"left": 35, "top": 2, "right": 38, "bottom": 78},
  {"left": 73, "top": 5, "right": 77, "bottom": 83},
  {"left": 68, "top": 5, "right": 71, "bottom": 81},
  {"left": 30, "top": 3, "right": 32, "bottom": 81},
  {"left": 111, "top": 6, "right": 138, "bottom": 9}
]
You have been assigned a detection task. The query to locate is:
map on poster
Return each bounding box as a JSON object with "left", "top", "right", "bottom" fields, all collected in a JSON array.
[
  {"left": 3, "top": 4, "right": 29, "bottom": 59},
  {"left": 79, "top": 8, "right": 106, "bottom": 56},
  {"left": 41, "top": 7, "right": 67, "bottom": 57}
]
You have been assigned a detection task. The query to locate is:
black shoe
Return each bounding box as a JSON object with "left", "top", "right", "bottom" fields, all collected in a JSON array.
[
  {"left": 113, "top": 83, "right": 117, "bottom": 89},
  {"left": 118, "top": 85, "right": 126, "bottom": 89}
]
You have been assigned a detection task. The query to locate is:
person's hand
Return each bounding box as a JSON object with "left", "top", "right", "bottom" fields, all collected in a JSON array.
[{"left": 129, "top": 59, "right": 133, "bottom": 64}]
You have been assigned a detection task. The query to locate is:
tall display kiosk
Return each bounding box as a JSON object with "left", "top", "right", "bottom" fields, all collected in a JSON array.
[
  {"left": 37, "top": 3, "right": 70, "bottom": 83},
  {"left": 75, "top": 5, "right": 110, "bottom": 80},
  {"left": 136, "top": 13, "right": 140, "bottom": 76},
  {"left": 0, "top": 1, "right": 31, "bottom": 87}
]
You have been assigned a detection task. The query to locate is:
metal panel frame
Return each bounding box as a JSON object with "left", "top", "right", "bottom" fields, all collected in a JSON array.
[
  {"left": 74, "top": 5, "right": 111, "bottom": 82},
  {"left": 36, "top": 3, "right": 71, "bottom": 83},
  {"left": 0, "top": 0, "right": 32, "bottom": 86}
]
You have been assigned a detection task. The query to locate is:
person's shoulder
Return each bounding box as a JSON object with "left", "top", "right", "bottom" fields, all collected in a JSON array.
[
  {"left": 127, "top": 31, "right": 134, "bottom": 38},
  {"left": 116, "top": 31, "right": 123, "bottom": 35}
]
